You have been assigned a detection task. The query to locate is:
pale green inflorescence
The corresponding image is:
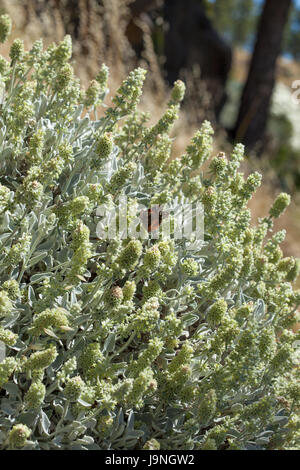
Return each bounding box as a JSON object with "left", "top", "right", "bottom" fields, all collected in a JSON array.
[
  {"left": 0, "top": 14, "right": 11, "bottom": 43},
  {"left": 0, "top": 327, "right": 17, "bottom": 346},
  {"left": 0, "top": 19, "right": 299, "bottom": 451},
  {"left": 0, "top": 290, "right": 13, "bottom": 317},
  {"left": 0, "top": 357, "right": 18, "bottom": 389},
  {"left": 9, "top": 39, "right": 24, "bottom": 62},
  {"left": 8, "top": 424, "right": 31, "bottom": 449},
  {"left": 29, "top": 307, "right": 70, "bottom": 336},
  {"left": 24, "top": 381, "right": 46, "bottom": 410},
  {"left": 64, "top": 376, "right": 85, "bottom": 401},
  {"left": 25, "top": 345, "right": 58, "bottom": 371}
]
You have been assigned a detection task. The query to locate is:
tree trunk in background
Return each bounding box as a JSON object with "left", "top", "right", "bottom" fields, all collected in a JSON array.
[
  {"left": 129, "top": 0, "right": 160, "bottom": 17},
  {"left": 163, "top": 0, "right": 232, "bottom": 118},
  {"left": 233, "top": 0, "right": 292, "bottom": 151}
]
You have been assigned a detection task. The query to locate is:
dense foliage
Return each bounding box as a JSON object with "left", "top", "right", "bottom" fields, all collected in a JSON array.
[{"left": 0, "top": 15, "right": 299, "bottom": 450}]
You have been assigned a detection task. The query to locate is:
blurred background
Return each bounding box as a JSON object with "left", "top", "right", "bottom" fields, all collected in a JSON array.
[{"left": 0, "top": 0, "right": 300, "bottom": 261}]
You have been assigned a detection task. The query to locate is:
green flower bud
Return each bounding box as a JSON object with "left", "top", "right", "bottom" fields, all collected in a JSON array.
[
  {"left": 96, "top": 64, "right": 109, "bottom": 89},
  {"left": 0, "top": 14, "right": 11, "bottom": 44},
  {"left": 142, "top": 280, "right": 162, "bottom": 302},
  {"left": 57, "top": 357, "right": 77, "bottom": 383},
  {"left": 32, "top": 369, "right": 44, "bottom": 382},
  {"left": 172, "top": 364, "right": 192, "bottom": 389},
  {"left": 107, "top": 162, "right": 136, "bottom": 193},
  {"left": 198, "top": 390, "right": 217, "bottom": 425},
  {"left": 0, "top": 357, "right": 18, "bottom": 388},
  {"left": 68, "top": 244, "right": 92, "bottom": 283},
  {"left": 24, "top": 381, "right": 46, "bottom": 409},
  {"left": 29, "top": 307, "right": 70, "bottom": 336},
  {"left": 70, "top": 196, "right": 90, "bottom": 216},
  {"left": 2, "top": 280, "right": 20, "bottom": 300},
  {"left": 143, "top": 245, "right": 161, "bottom": 273},
  {"left": 207, "top": 298, "right": 227, "bottom": 327},
  {"left": 126, "top": 367, "right": 155, "bottom": 409},
  {"left": 0, "top": 290, "right": 13, "bottom": 317},
  {"left": 151, "top": 190, "right": 171, "bottom": 206},
  {"left": 8, "top": 424, "right": 31, "bottom": 449},
  {"left": 277, "top": 257, "right": 295, "bottom": 274},
  {"left": 242, "top": 172, "right": 262, "bottom": 200},
  {"left": 286, "top": 258, "right": 300, "bottom": 282},
  {"left": 25, "top": 345, "right": 57, "bottom": 371},
  {"left": 79, "top": 343, "right": 104, "bottom": 375},
  {"left": 132, "top": 297, "right": 160, "bottom": 335},
  {"left": 273, "top": 229, "right": 287, "bottom": 244},
  {"left": 185, "top": 121, "right": 214, "bottom": 169},
  {"left": 181, "top": 258, "right": 199, "bottom": 277},
  {"left": 143, "top": 439, "right": 160, "bottom": 450},
  {"left": 287, "top": 383, "right": 300, "bottom": 403},
  {"left": 114, "top": 378, "right": 134, "bottom": 402},
  {"left": 129, "top": 338, "right": 164, "bottom": 376},
  {"left": 9, "top": 39, "right": 24, "bottom": 61},
  {"left": 242, "top": 397, "right": 273, "bottom": 421},
  {"left": 104, "top": 286, "right": 123, "bottom": 308},
  {"left": 230, "top": 143, "right": 245, "bottom": 166},
  {"left": 269, "top": 193, "right": 291, "bottom": 218},
  {"left": 168, "top": 343, "right": 194, "bottom": 374},
  {"left": 28, "top": 39, "right": 43, "bottom": 62},
  {"left": 5, "top": 234, "right": 31, "bottom": 265},
  {"left": 95, "top": 133, "right": 113, "bottom": 161},
  {"left": 118, "top": 239, "right": 142, "bottom": 271},
  {"left": 229, "top": 173, "right": 244, "bottom": 194},
  {"left": 64, "top": 376, "right": 85, "bottom": 401},
  {"left": 235, "top": 303, "right": 253, "bottom": 323},
  {"left": 54, "top": 64, "right": 73, "bottom": 92},
  {"left": 0, "top": 56, "right": 9, "bottom": 75},
  {"left": 201, "top": 186, "right": 217, "bottom": 208},
  {"left": 0, "top": 327, "right": 17, "bottom": 346},
  {"left": 70, "top": 303, "right": 82, "bottom": 317},
  {"left": 157, "top": 240, "right": 177, "bottom": 266},
  {"left": 243, "top": 228, "right": 254, "bottom": 246},
  {"left": 84, "top": 79, "right": 101, "bottom": 107},
  {"left": 122, "top": 280, "right": 136, "bottom": 302},
  {"left": 270, "top": 344, "right": 293, "bottom": 373},
  {"left": 205, "top": 424, "right": 228, "bottom": 447},
  {"left": 150, "top": 105, "right": 178, "bottom": 137},
  {"left": 112, "top": 67, "right": 146, "bottom": 116},
  {"left": 210, "top": 152, "right": 227, "bottom": 177},
  {"left": 21, "top": 179, "right": 43, "bottom": 204},
  {"left": 71, "top": 221, "right": 90, "bottom": 251},
  {"left": 182, "top": 176, "right": 202, "bottom": 198},
  {"left": 170, "top": 80, "right": 185, "bottom": 103},
  {"left": 240, "top": 247, "right": 254, "bottom": 277},
  {"left": 266, "top": 245, "right": 283, "bottom": 264},
  {"left": 58, "top": 142, "right": 73, "bottom": 164},
  {"left": 258, "top": 328, "right": 276, "bottom": 360},
  {"left": 53, "top": 35, "right": 72, "bottom": 64}
]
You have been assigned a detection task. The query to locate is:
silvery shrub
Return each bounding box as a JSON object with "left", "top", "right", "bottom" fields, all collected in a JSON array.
[{"left": 0, "top": 15, "right": 299, "bottom": 450}]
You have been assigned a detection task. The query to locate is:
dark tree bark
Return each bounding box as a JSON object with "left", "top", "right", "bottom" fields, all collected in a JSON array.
[
  {"left": 126, "top": 0, "right": 159, "bottom": 55},
  {"left": 163, "top": 0, "right": 232, "bottom": 117},
  {"left": 233, "top": 0, "right": 292, "bottom": 150},
  {"left": 129, "top": 0, "right": 160, "bottom": 17}
]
